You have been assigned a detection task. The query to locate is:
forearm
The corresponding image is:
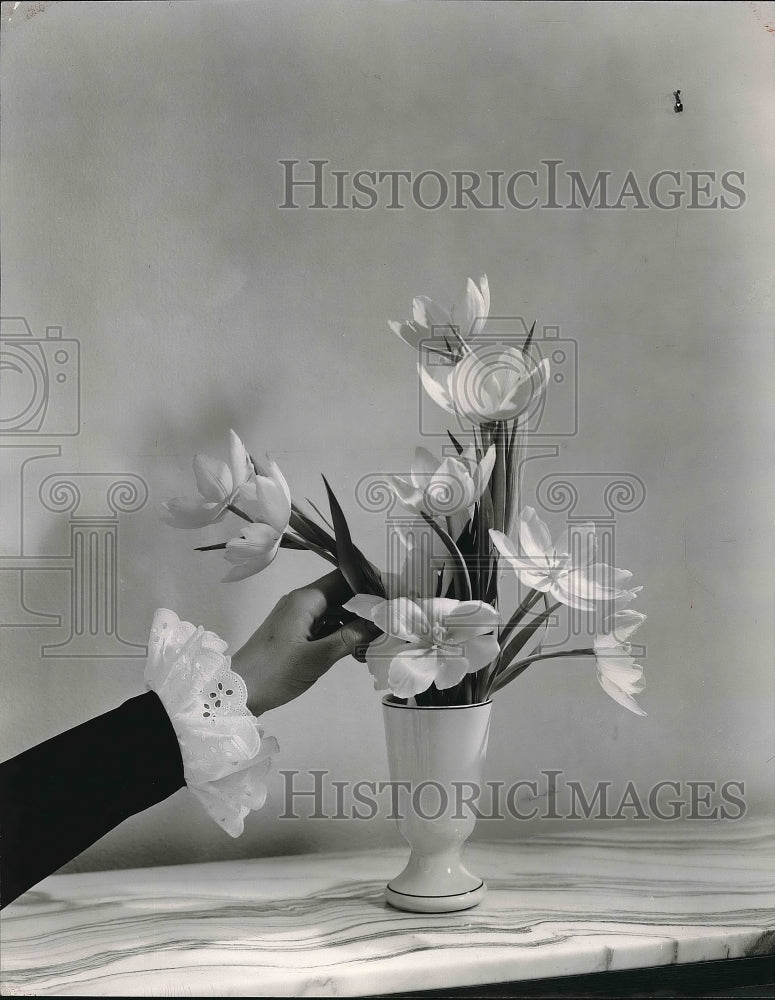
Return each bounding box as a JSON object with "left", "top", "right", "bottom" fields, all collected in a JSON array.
[{"left": 0, "top": 691, "right": 184, "bottom": 909}]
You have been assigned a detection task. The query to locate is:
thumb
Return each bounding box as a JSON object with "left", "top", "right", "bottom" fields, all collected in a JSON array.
[{"left": 314, "top": 618, "right": 380, "bottom": 664}]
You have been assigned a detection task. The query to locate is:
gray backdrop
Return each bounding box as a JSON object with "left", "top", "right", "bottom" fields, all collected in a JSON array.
[{"left": 1, "top": 0, "right": 773, "bottom": 873}]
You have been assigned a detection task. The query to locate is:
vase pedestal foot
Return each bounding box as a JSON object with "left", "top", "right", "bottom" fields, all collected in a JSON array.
[
  {"left": 384, "top": 850, "right": 487, "bottom": 913},
  {"left": 385, "top": 879, "right": 486, "bottom": 913}
]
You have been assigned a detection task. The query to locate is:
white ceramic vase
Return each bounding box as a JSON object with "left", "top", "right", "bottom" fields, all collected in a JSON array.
[{"left": 382, "top": 695, "right": 492, "bottom": 913}]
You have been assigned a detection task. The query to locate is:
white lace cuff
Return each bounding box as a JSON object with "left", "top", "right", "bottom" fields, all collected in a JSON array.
[{"left": 144, "top": 608, "right": 279, "bottom": 837}]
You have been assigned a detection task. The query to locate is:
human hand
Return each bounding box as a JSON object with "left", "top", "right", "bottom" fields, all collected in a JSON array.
[{"left": 231, "top": 570, "right": 380, "bottom": 716}]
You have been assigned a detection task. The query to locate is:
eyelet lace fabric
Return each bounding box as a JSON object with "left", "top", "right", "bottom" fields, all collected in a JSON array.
[{"left": 145, "top": 608, "right": 279, "bottom": 837}]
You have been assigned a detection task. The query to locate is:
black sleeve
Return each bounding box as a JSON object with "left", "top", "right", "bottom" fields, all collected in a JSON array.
[{"left": 0, "top": 690, "right": 185, "bottom": 909}]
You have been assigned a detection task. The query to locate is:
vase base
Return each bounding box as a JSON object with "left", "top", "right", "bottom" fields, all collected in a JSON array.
[{"left": 384, "top": 880, "right": 486, "bottom": 913}]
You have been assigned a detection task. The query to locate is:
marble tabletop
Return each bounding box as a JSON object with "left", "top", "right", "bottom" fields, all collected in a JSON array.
[{"left": 2, "top": 819, "right": 773, "bottom": 997}]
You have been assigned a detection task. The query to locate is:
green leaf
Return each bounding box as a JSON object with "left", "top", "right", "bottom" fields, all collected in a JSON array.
[
  {"left": 323, "top": 476, "right": 386, "bottom": 596},
  {"left": 280, "top": 533, "right": 338, "bottom": 565},
  {"left": 420, "top": 511, "right": 472, "bottom": 601},
  {"left": 289, "top": 507, "right": 336, "bottom": 551},
  {"left": 498, "top": 587, "right": 542, "bottom": 642},
  {"left": 499, "top": 601, "right": 560, "bottom": 672},
  {"left": 226, "top": 502, "right": 253, "bottom": 523},
  {"left": 491, "top": 421, "right": 507, "bottom": 533},
  {"left": 304, "top": 498, "right": 335, "bottom": 532},
  {"left": 478, "top": 488, "right": 497, "bottom": 603},
  {"left": 447, "top": 430, "right": 464, "bottom": 455},
  {"left": 504, "top": 418, "right": 523, "bottom": 538},
  {"left": 522, "top": 319, "right": 537, "bottom": 357},
  {"left": 279, "top": 535, "right": 307, "bottom": 550},
  {"left": 454, "top": 514, "right": 476, "bottom": 559}
]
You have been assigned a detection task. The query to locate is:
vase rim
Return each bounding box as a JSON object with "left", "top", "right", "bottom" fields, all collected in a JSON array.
[{"left": 382, "top": 695, "right": 492, "bottom": 710}]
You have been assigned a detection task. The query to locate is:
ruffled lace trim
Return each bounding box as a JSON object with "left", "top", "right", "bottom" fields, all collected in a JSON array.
[{"left": 145, "top": 608, "right": 279, "bottom": 837}]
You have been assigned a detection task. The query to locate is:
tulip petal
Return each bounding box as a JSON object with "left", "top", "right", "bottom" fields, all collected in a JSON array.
[
  {"left": 489, "top": 528, "right": 520, "bottom": 560},
  {"left": 462, "top": 277, "right": 487, "bottom": 335},
  {"left": 497, "top": 377, "right": 537, "bottom": 420},
  {"left": 418, "top": 596, "right": 462, "bottom": 621},
  {"left": 564, "top": 565, "right": 632, "bottom": 603},
  {"left": 549, "top": 578, "right": 597, "bottom": 612},
  {"left": 597, "top": 655, "right": 645, "bottom": 691},
  {"left": 221, "top": 529, "right": 281, "bottom": 581},
  {"left": 473, "top": 445, "right": 496, "bottom": 499},
  {"left": 221, "top": 557, "right": 275, "bottom": 583},
  {"left": 387, "top": 475, "right": 423, "bottom": 513},
  {"left": 525, "top": 357, "right": 551, "bottom": 400},
  {"left": 237, "top": 478, "right": 291, "bottom": 534},
  {"left": 365, "top": 644, "right": 394, "bottom": 690},
  {"left": 426, "top": 457, "right": 475, "bottom": 515},
  {"left": 433, "top": 655, "right": 471, "bottom": 691},
  {"left": 597, "top": 671, "right": 647, "bottom": 716},
  {"left": 463, "top": 275, "right": 490, "bottom": 335},
  {"left": 343, "top": 594, "right": 385, "bottom": 624},
  {"left": 496, "top": 357, "right": 549, "bottom": 421},
  {"left": 565, "top": 522, "right": 597, "bottom": 566},
  {"left": 518, "top": 507, "right": 554, "bottom": 560},
  {"left": 224, "top": 523, "right": 281, "bottom": 562},
  {"left": 478, "top": 275, "right": 490, "bottom": 318},
  {"left": 413, "top": 295, "right": 454, "bottom": 334},
  {"left": 161, "top": 497, "right": 225, "bottom": 529},
  {"left": 389, "top": 320, "right": 426, "bottom": 351},
  {"left": 394, "top": 535, "right": 438, "bottom": 601},
  {"left": 371, "top": 597, "right": 430, "bottom": 642},
  {"left": 367, "top": 634, "right": 421, "bottom": 661},
  {"left": 608, "top": 609, "right": 647, "bottom": 644},
  {"left": 616, "top": 586, "right": 643, "bottom": 609},
  {"left": 365, "top": 633, "right": 420, "bottom": 687},
  {"left": 411, "top": 447, "right": 441, "bottom": 483},
  {"left": 448, "top": 351, "right": 501, "bottom": 423},
  {"left": 193, "top": 454, "right": 233, "bottom": 503},
  {"left": 612, "top": 568, "right": 635, "bottom": 589},
  {"left": 257, "top": 457, "right": 292, "bottom": 507},
  {"left": 418, "top": 362, "right": 456, "bottom": 414},
  {"left": 458, "top": 632, "right": 500, "bottom": 670},
  {"left": 228, "top": 430, "right": 253, "bottom": 489},
  {"left": 439, "top": 599, "right": 500, "bottom": 638},
  {"left": 387, "top": 648, "right": 441, "bottom": 698},
  {"left": 490, "top": 530, "right": 553, "bottom": 591},
  {"left": 513, "top": 567, "right": 554, "bottom": 592}
]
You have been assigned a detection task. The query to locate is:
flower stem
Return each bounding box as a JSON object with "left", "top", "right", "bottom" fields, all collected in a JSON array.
[
  {"left": 227, "top": 503, "right": 253, "bottom": 523},
  {"left": 498, "top": 588, "right": 543, "bottom": 642},
  {"left": 491, "top": 647, "right": 595, "bottom": 694},
  {"left": 421, "top": 511, "right": 472, "bottom": 602}
]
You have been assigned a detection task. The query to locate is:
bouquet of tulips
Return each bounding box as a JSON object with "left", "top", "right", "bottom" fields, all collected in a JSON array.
[{"left": 164, "top": 276, "right": 646, "bottom": 715}]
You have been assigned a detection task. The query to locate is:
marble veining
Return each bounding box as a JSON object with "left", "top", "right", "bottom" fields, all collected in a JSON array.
[{"left": 1, "top": 819, "right": 773, "bottom": 996}]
